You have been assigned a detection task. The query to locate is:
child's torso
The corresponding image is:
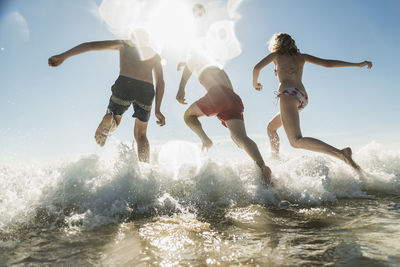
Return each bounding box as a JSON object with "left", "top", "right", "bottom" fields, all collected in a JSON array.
[
  {"left": 119, "top": 44, "right": 159, "bottom": 84},
  {"left": 274, "top": 54, "right": 306, "bottom": 92},
  {"left": 199, "top": 67, "right": 233, "bottom": 91}
]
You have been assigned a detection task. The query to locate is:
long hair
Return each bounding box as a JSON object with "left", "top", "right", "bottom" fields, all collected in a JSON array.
[{"left": 268, "top": 33, "right": 300, "bottom": 55}]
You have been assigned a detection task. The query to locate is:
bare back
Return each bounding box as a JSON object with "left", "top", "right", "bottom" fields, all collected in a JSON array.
[
  {"left": 198, "top": 67, "right": 233, "bottom": 90},
  {"left": 119, "top": 42, "right": 160, "bottom": 84},
  {"left": 273, "top": 54, "right": 306, "bottom": 92}
]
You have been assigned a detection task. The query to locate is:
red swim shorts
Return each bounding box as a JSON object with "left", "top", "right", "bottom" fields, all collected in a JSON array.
[{"left": 195, "top": 86, "right": 244, "bottom": 127}]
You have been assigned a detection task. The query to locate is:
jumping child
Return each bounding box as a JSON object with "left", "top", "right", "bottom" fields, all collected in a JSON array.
[
  {"left": 49, "top": 31, "right": 165, "bottom": 162},
  {"left": 177, "top": 49, "right": 272, "bottom": 184},
  {"left": 253, "top": 33, "right": 372, "bottom": 170}
]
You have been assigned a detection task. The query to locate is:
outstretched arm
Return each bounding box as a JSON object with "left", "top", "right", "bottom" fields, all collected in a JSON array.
[
  {"left": 303, "top": 54, "right": 372, "bottom": 69},
  {"left": 153, "top": 57, "right": 166, "bottom": 126},
  {"left": 48, "top": 40, "right": 122, "bottom": 67},
  {"left": 176, "top": 62, "right": 192, "bottom": 104},
  {"left": 252, "top": 53, "right": 275, "bottom": 91}
]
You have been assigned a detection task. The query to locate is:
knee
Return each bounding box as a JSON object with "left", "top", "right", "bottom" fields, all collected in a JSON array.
[
  {"left": 267, "top": 122, "right": 278, "bottom": 136},
  {"left": 183, "top": 110, "right": 192, "bottom": 123},
  {"left": 267, "top": 125, "right": 274, "bottom": 136},
  {"left": 134, "top": 130, "right": 147, "bottom": 142},
  {"left": 288, "top": 136, "right": 302, "bottom": 148},
  {"left": 184, "top": 110, "right": 198, "bottom": 125}
]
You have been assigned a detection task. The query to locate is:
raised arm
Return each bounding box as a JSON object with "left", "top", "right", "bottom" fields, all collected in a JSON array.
[
  {"left": 176, "top": 62, "right": 192, "bottom": 104},
  {"left": 48, "top": 40, "right": 122, "bottom": 67},
  {"left": 153, "top": 56, "right": 166, "bottom": 126},
  {"left": 303, "top": 54, "right": 372, "bottom": 69},
  {"left": 252, "top": 53, "right": 275, "bottom": 91}
]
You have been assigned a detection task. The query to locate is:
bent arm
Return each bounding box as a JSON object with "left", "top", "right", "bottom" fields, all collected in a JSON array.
[
  {"left": 304, "top": 54, "right": 372, "bottom": 69},
  {"left": 49, "top": 40, "right": 122, "bottom": 66},
  {"left": 176, "top": 63, "right": 192, "bottom": 104},
  {"left": 153, "top": 59, "right": 165, "bottom": 114},
  {"left": 153, "top": 57, "right": 166, "bottom": 126},
  {"left": 253, "top": 53, "right": 275, "bottom": 88}
]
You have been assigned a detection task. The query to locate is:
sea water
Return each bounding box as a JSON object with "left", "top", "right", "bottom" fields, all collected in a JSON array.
[{"left": 1, "top": 140, "right": 399, "bottom": 266}]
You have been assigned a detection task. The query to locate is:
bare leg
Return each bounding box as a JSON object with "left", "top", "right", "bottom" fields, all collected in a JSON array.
[
  {"left": 94, "top": 113, "right": 122, "bottom": 146},
  {"left": 225, "top": 119, "right": 272, "bottom": 185},
  {"left": 280, "top": 95, "right": 360, "bottom": 170},
  {"left": 134, "top": 119, "right": 150, "bottom": 163},
  {"left": 267, "top": 113, "right": 282, "bottom": 157},
  {"left": 184, "top": 103, "right": 213, "bottom": 151}
]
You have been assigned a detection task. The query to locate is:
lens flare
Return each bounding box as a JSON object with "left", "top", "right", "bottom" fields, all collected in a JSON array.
[
  {"left": 205, "top": 20, "right": 241, "bottom": 61},
  {"left": 192, "top": 3, "right": 205, "bottom": 18},
  {"left": 129, "top": 28, "right": 157, "bottom": 60},
  {"left": 98, "top": 0, "right": 244, "bottom": 64},
  {"left": 147, "top": 0, "right": 195, "bottom": 52},
  {"left": 99, "top": 0, "right": 147, "bottom": 38},
  {"left": 158, "top": 140, "right": 202, "bottom": 180}
]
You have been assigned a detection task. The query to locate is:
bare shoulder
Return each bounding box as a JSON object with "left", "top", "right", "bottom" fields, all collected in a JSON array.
[
  {"left": 255, "top": 52, "right": 276, "bottom": 69},
  {"left": 120, "top": 40, "right": 132, "bottom": 48},
  {"left": 301, "top": 53, "right": 321, "bottom": 63},
  {"left": 154, "top": 52, "right": 161, "bottom": 60},
  {"left": 152, "top": 53, "right": 162, "bottom": 65},
  {"left": 297, "top": 53, "right": 307, "bottom": 63},
  {"left": 267, "top": 52, "right": 278, "bottom": 61}
]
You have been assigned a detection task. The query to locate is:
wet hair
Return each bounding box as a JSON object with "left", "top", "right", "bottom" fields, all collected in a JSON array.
[{"left": 268, "top": 33, "right": 300, "bottom": 55}]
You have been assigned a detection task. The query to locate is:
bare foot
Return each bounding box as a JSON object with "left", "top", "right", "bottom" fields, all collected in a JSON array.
[
  {"left": 94, "top": 115, "right": 115, "bottom": 147},
  {"left": 201, "top": 138, "right": 213, "bottom": 152},
  {"left": 261, "top": 165, "right": 273, "bottom": 186},
  {"left": 341, "top": 147, "right": 360, "bottom": 170}
]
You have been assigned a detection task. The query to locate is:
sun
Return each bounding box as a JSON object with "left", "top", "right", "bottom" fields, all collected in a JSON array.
[{"left": 147, "top": 0, "right": 196, "bottom": 52}]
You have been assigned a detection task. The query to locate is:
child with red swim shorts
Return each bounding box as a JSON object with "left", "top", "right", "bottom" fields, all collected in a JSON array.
[{"left": 176, "top": 60, "right": 272, "bottom": 185}]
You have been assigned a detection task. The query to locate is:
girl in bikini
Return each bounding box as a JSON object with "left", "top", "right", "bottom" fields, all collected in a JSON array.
[{"left": 252, "top": 33, "right": 372, "bottom": 170}]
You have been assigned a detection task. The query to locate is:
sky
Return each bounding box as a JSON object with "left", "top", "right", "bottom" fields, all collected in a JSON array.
[{"left": 0, "top": 0, "right": 399, "bottom": 162}]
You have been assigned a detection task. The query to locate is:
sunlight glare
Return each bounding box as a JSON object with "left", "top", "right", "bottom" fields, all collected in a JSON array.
[
  {"left": 147, "top": 0, "right": 196, "bottom": 52},
  {"left": 129, "top": 28, "right": 157, "bottom": 60},
  {"left": 205, "top": 20, "right": 241, "bottom": 62},
  {"left": 158, "top": 140, "right": 202, "bottom": 180},
  {"left": 99, "top": 0, "right": 147, "bottom": 38}
]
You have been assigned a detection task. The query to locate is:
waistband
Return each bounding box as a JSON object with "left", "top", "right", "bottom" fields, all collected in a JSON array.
[
  {"left": 115, "top": 75, "right": 154, "bottom": 88},
  {"left": 207, "top": 85, "right": 234, "bottom": 93}
]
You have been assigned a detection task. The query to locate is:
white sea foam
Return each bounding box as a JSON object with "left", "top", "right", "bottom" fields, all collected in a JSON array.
[{"left": 0, "top": 141, "right": 399, "bottom": 235}]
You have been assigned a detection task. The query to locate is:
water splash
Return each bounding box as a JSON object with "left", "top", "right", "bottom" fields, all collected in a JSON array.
[{"left": 1, "top": 141, "right": 399, "bottom": 238}]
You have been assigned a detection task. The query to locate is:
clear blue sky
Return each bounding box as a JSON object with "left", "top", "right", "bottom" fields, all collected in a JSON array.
[{"left": 1, "top": 0, "right": 399, "bottom": 162}]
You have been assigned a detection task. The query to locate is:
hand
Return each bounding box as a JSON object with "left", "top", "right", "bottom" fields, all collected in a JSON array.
[
  {"left": 48, "top": 55, "right": 65, "bottom": 67},
  {"left": 176, "top": 90, "right": 187, "bottom": 104},
  {"left": 155, "top": 110, "right": 165, "bottom": 126},
  {"left": 360, "top": 61, "right": 372, "bottom": 69},
  {"left": 254, "top": 82, "right": 263, "bottom": 91}
]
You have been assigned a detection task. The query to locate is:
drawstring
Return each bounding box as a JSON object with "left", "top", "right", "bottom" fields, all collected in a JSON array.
[{"left": 273, "top": 91, "right": 280, "bottom": 106}]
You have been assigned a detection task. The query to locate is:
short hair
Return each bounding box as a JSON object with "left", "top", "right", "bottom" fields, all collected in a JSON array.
[{"left": 268, "top": 33, "right": 300, "bottom": 55}]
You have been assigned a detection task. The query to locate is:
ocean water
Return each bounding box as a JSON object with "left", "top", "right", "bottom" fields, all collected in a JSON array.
[{"left": 1, "top": 140, "right": 400, "bottom": 266}]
